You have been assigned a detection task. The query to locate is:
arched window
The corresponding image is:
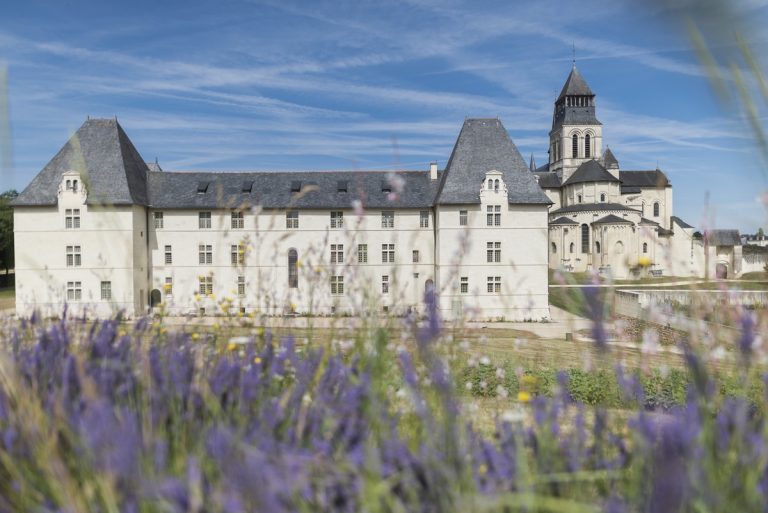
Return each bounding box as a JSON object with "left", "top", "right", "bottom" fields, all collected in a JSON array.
[
  {"left": 585, "top": 134, "right": 591, "bottom": 158},
  {"left": 572, "top": 134, "right": 578, "bottom": 158},
  {"left": 600, "top": 193, "right": 606, "bottom": 202},
  {"left": 615, "top": 241, "right": 624, "bottom": 254},
  {"left": 642, "top": 242, "right": 648, "bottom": 254},
  {"left": 72, "top": 180, "right": 78, "bottom": 192},
  {"left": 494, "top": 179, "right": 499, "bottom": 191},
  {"left": 66, "top": 180, "right": 72, "bottom": 190},
  {"left": 487, "top": 179, "right": 492, "bottom": 190},
  {"left": 288, "top": 249, "right": 298, "bottom": 288},
  {"left": 569, "top": 242, "right": 575, "bottom": 254},
  {"left": 577, "top": 194, "right": 582, "bottom": 203},
  {"left": 581, "top": 224, "right": 589, "bottom": 253},
  {"left": 653, "top": 202, "right": 660, "bottom": 217},
  {"left": 551, "top": 242, "right": 557, "bottom": 254},
  {"left": 595, "top": 241, "right": 601, "bottom": 254}
]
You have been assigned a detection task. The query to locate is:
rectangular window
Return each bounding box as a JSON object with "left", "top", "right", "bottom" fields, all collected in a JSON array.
[
  {"left": 460, "top": 277, "right": 468, "bottom": 294},
  {"left": 330, "top": 244, "right": 344, "bottom": 264},
  {"left": 412, "top": 250, "right": 419, "bottom": 263},
  {"left": 486, "top": 242, "right": 501, "bottom": 263},
  {"left": 381, "top": 243, "right": 395, "bottom": 263},
  {"left": 164, "top": 245, "right": 172, "bottom": 265},
  {"left": 487, "top": 206, "right": 501, "bottom": 226},
  {"left": 459, "top": 210, "right": 468, "bottom": 226},
  {"left": 330, "top": 275, "right": 344, "bottom": 295},
  {"left": 231, "top": 211, "right": 244, "bottom": 229},
  {"left": 100, "top": 281, "right": 112, "bottom": 300},
  {"left": 487, "top": 276, "right": 501, "bottom": 293},
  {"left": 420, "top": 210, "right": 429, "bottom": 228},
  {"left": 237, "top": 276, "right": 245, "bottom": 297},
  {"left": 358, "top": 244, "right": 368, "bottom": 264},
  {"left": 153, "top": 211, "right": 164, "bottom": 229},
  {"left": 231, "top": 244, "right": 245, "bottom": 265},
  {"left": 198, "top": 211, "right": 212, "bottom": 229},
  {"left": 381, "top": 211, "right": 395, "bottom": 228},
  {"left": 382, "top": 275, "right": 389, "bottom": 294},
  {"left": 330, "top": 211, "right": 344, "bottom": 229},
  {"left": 65, "top": 209, "right": 81, "bottom": 229},
  {"left": 198, "top": 244, "right": 212, "bottom": 265},
  {"left": 286, "top": 210, "right": 299, "bottom": 229},
  {"left": 199, "top": 276, "right": 213, "bottom": 296},
  {"left": 66, "top": 281, "right": 82, "bottom": 301},
  {"left": 66, "top": 245, "right": 81, "bottom": 267},
  {"left": 164, "top": 277, "right": 173, "bottom": 296}
]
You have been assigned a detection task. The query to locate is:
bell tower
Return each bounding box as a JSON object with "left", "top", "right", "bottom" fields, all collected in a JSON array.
[{"left": 548, "top": 64, "right": 603, "bottom": 182}]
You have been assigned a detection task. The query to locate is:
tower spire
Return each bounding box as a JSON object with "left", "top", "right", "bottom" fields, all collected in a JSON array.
[
  {"left": 529, "top": 153, "right": 537, "bottom": 172},
  {"left": 572, "top": 42, "right": 576, "bottom": 67}
]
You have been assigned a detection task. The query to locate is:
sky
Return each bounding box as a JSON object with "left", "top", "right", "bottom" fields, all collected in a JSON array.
[{"left": 0, "top": 0, "right": 767, "bottom": 232}]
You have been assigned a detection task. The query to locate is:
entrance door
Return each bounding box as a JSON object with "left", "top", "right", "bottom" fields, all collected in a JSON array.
[{"left": 715, "top": 263, "right": 728, "bottom": 279}]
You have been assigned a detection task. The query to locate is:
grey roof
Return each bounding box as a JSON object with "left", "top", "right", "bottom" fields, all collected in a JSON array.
[
  {"left": 552, "top": 66, "right": 601, "bottom": 127},
  {"left": 592, "top": 214, "right": 633, "bottom": 225},
  {"left": 147, "top": 161, "right": 163, "bottom": 173},
  {"left": 620, "top": 185, "right": 642, "bottom": 194},
  {"left": 562, "top": 160, "right": 619, "bottom": 186},
  {"left": 534, "top": 163, "right": 550, "bottom": 173},
  {"left": 671, "top": 216, "right": 693, "bottom": 229},
  {"left": 550, "top": 216, "right": 579, "bottom": 225},
  {"left": 558, "top": 65, "right": 594, "bottom": 99},
  {"left": 602, "top": 148, "right": 618, "bottom": 168},
  {"left": 640, "top": 217, "right": 660, "bottom": 226},
  {"left": 13, "top": 118, "right": 149, "bottom": 206},
  {"left": 437, "top": 118, "right": 550, "bottom": 205},
  {"left": 533, "top": 172, "right": 561, "bottom": 188},
  {"left": 658, "top": 227, "right": 674, "bottom": 236},
  {"left": 148, "top": 170, "right": 440, "bottom": 209},
  {"left": 706, "top": 229, "right": 741, "bottom": 246},
  {"left": 620, "top": 170, "right": 670, "bottom": 188},
  {"left": 549, "top": 202, "right": 640, "bottom": 216}
]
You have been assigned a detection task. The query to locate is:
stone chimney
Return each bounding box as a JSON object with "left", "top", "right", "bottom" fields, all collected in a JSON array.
[{"left": 429, "top": 162, "right": 438, "bottom": 180}]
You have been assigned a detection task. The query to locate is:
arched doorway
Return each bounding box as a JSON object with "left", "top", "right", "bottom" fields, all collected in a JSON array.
[
  {"left": 716, "top": 263, "right": 728, "bottom": 279},
  {"left": 150, "top": 289, "right": 162, "bottom": 307}
]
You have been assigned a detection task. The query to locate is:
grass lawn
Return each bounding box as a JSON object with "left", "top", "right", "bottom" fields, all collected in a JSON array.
[
  {"left": 741, "top": 271, "right": 768, "bottom": 281},
  {"left": 0, "top": 287, "right": 13, "bottom": 310}
]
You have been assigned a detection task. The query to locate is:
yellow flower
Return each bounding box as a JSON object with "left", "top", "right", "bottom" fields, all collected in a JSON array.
[
  {"left": 209, "top": 294, "right": 216, "bottom": 301},
  {"left": 227, "top": 342, "right": 237, "bottom": 352},
  {"left": 254, "top": 356, "right": 262, "bottom": 364},
  {"left": 517, "top": 391, "right": 532, "bottom": 403},
  {"left": 521, "top": 375, "right": 537, "bottom": 385},
  {"left": 478, "top": 464, "right": 488, "bottom": 476},
  {"left": 638, "top": 256, "right": 652, "bottom": 268},
  {"left": 191, "top": 333, "right": 200, "bottom": 341},
  {"left": 194, "top": 294, "right": 201, "bottom": 302},
  {"left": 213, "top": 323, "right": 220, "bottom": 330}
]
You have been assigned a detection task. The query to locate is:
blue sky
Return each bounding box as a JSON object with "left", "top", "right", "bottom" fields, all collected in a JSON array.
[{"left": 1, "top": 0, "right": 767, "bottom": 231}]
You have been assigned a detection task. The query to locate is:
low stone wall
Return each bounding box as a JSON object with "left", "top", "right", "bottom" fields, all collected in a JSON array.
[
  {"left": 615, "top": 314, "right": 687, "bottom": 346},
  {"left": 614, "top": 289, "right": 768, "bottom": 318}
]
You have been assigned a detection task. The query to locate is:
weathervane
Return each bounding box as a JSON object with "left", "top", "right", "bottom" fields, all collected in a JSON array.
[{"left": 572, "top": 43, "right": 576, "bottom": 66}]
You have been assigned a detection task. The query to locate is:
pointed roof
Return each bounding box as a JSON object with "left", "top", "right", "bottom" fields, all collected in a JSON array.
[
  {"left": 592, "top": 214, "right": 634, "bottom": 225},
  {"left": 550, "top": 216, "right": 579, "bottom": 225},
  {"left": 529, "top": 153, "right": 537, "bottom": 172},
  {"left": 562, "top": 159, "right": 620, "bottom": 186},
  {"left": 436, "top": 118, "right": 550, "bottom": 205},
  {"left": 13, "top": 118, "right": 149, "bottom": 206},
  {"left": 558, "top": 65, "right": 594, "bottom": 99},
  {"left": 602, "top": 147, "right": 618, "bottom": 168}
]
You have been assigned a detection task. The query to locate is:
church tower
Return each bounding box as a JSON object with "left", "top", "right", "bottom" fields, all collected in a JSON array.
[{"left": 548, "top": 65, "right": 603, "bottom": 182}]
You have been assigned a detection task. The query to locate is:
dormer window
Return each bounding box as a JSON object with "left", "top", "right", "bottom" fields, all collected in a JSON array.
[
  {"left": 337, "top": 181, "right": 348, "bottom": 193},
  {"left": 197, "top": 182, "right": 209, "bottom": 194},
  {"left": 380, "top": 181, "right": 391, "bottom": 193},
  {"left": 66, "top": 180, "right": 72, "bottom": 191},
  {"left": 494, "top": 179, "right": 499, "bottom": 191},
  {"left": 291, "top": 181, "right": 301, "bottom": 193}
]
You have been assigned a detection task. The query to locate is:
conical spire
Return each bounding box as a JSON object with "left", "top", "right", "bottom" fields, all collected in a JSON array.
[
  {"left": 529, "top": 153, "right": 537, "bottom": 172},
  {"left": 602, "top": 147, "right": 618, "bottom": 168},
  {"left": 557, "top": 64, "right": 594, "bottom": 100}
]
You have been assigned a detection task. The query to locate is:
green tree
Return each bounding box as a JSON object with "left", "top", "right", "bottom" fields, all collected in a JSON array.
[
  {"left": 758, "top": 227, "right": 765, "bottom": 238},
  {"left": 0, "top": 189, "right": 18, "bottom": 277}
]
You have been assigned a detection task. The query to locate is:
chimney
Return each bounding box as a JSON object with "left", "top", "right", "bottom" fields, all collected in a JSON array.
[{"left": 429, "top": 162, "right": 438, "bottom": 180}]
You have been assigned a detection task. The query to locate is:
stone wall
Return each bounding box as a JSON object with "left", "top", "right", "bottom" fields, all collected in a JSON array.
[{"left": 615, "top": 314, "right": 687, "bottom": 346}]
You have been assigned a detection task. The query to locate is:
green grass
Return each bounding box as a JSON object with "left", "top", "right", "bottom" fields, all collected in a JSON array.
[
  {"left": 741, "top": 271, "right": 768, "bottom": 281},
  {"left": 0, "top": 287, "right": 13, "bottom": 309}
]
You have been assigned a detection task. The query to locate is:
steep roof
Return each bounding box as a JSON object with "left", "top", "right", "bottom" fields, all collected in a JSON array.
[
  {"left": 436, "top": 118, "right": 550, "bottom": 205},
  {"left": 558, "top": 65, "right": 594, "bottom": 99},
  {"left": 148, "top": 170, "right": 440, "bottom": 210},
  {"left": 13, "top": 118, "right": 149, "bottom": 206},
  {"left": 640, "top": 217, "right": 660, "bottom": 226},
  {"left": 706, "top": 229, "right": 741, "bottom": 246},
  {"left": 671, "top": 216, "right": 694, "bottom": 229},
  {"left": 562, "top": 160, "right": 619, "bottom": 186},
  {"left": 620, "top": 170, "right": 670, "bottom": 188},
  {"left": 592, "top": 214, "right": 633, "bottom": 225},
  {"left": 533, "top": 172, "right": 561, "bottom": 188},
  {"left": 549, "top": 202, "right": 640, "bottom": 216},
  {"left": 550, "top": 216, "right": 579, "bottom": 225},
  {"left": 602, "top": 148, "right": 618, "bottom": 168}
]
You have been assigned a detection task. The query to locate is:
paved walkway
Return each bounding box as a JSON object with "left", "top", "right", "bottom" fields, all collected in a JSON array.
[{"left": 550, "top": 279, "right": 768, "bottom": 289}]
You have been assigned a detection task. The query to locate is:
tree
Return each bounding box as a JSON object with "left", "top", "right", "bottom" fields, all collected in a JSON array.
[
  {"left": 758, "top": 227, "right": 765, "bottom": 239},
  {"left": 0, "top": 189, "right": 18, "bottom": 277}
]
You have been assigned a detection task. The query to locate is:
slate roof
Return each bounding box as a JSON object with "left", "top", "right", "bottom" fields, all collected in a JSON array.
[
  {"left": 706, "top": 229, "right": 741, "bottom": 246},
  {"left": 592, "top": 214, "right": 633, "bottom": 225},
  {"left": 671, "top": 216, "right": 693, "bottom": 229},
  {"left": 658, "top": 227, "right": 674, "bottom": 236},
  {"left": 148, "top": 170, "right": 441, "bottom": 210},
  {"left": 550, "top": 216, "right": 579, "bottom": 225},
  {"left": 436, "top": 118, "right": 550, "bottom": 205},
  {"left": 13, "top": 118, "right": 150, "bottom": 206},
  {"left": 533, "top": 172, "right": 561, "bottom": 188},
  {"left": 620, "top": 185, "right": 642, "bottom": 195},
  {"left": 562, "top": 160, "right": 619, "bottom": 186},
  {"left": 640, "top": 217, "right": 660, "bottom": 226},
  {"left": 549, "top": 202, "right": 640, "bottom": 216},
  {"left": 558, "top": 65, "right": 594, "bottom": 99},
  {"left": 620, "top": 170, "right": 670, "bottom": 188},
  {"left": 602, "top": 148, "right": 618, "bottom": 168}
]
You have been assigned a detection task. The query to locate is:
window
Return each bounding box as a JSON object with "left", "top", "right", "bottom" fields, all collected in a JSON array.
[
  {"left": 577, "top": 194, "right": 582, "bottom": 203},
  {"left": 358, "top": 244, "right": 368, "bottom": 264},
  {"left": 72, "top": 180, "right": 78, "bottom": 192},
  {"left": 330, "top": 211, "right": 344, "bottom": 229},
  {"left": 164, "top": 245, "right": 172, "bottom": 265},
  {"left": 460, "top": 277, "right": 468, "bottom": 294},
  {"left": 585, "top": 134, "right": 591, "bottom": 158},
  {"left": 199, "top": 276, "right": 213, "bottom": 296},
  {"left": 199, "top": 244, "right": 212, "bottom": 265},
  {"left": 199, "top": 211, "right": 211, "bottom": 229},
  {"left": 286, "top": 210, "right": 299, "bottom": 229},
  {"left": 237, "top": 276, "right": 246, "bottom": 297},
  {"left": 486, "top": 205, "right": 501, "bottom": 226},
  {"left": 653, "top": 202, "right": 660, "bottom": 217},
  {"left": 643, "top": 242, "right": 648, "bottom": 254},
  {"left": 288, "top": 249, "right": 298, "bottom": 288},
  {"left": 66, "top": 245, "right": 81, "bottom": 267},
  {"left": 486, "top": 242, "right": 501, "bottom": 263},
  {"left": 100, "top": 281, "right": 111, "bottom": 300},
  {"left": 570, "top": 242, "right": 575, "bottom": 254},
  {"left": 581, "top": 224, "right": 589, "bottom": 254},
  {"left": 231, "top": 211, "right": 244, "bottom": 229},
  {"left": 572, "top": 134, "right": 578, "bottom": 158},
  {"left": 600, "top": 193, "right": 606, "bottom": 202},
  {"left": 412, "top": 250, "right": 420, "bottom": 263},
  {"left": 381, "top": 211, "right": 395, "bottom": 228},
  {"left": 231, "top": 244, "right": 245, "bottom": 265},
  {"left": 65, "top": 179, "right": 72, "bottom": 191},
  {"left": 595, "top": 241, "right": 601, "bottom": 254},
  {"left": 494, "top": 179, "right": 499, "bottom": 191},
  {"left": 330, "top": 276, "right": 344, "bottom": 295},
  {"left": 420, "top": 210, "right": 429, "bottom": 228},
  {"left": 164, "top": 277, "right": 173, "bottom": 296},
  {"left": 382, "top": 244, "right": 395, "bottom": 263},
  {"left": 66, "top": 281, "right": 82, "bottom": 301},
  {"left": 153, "top": 212, "right": 164, "bottom": 229},
  {"left": 382, "top": 275, "right": 389, "bottom": 294},
  {"left": 65, "top": 209, "right": 81, "bottom": 229},
  {"left": 551, "top": 242, "right": 557, "bottom": 254},
  {"left": 459, "top": 210, "right": 468, "bottom": 226},
  {"left": 487, "top": 276, "right": 501, "bottom": 293},
  {"left": 330, "top": 244, "right": 344, "bottom": 264}
]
